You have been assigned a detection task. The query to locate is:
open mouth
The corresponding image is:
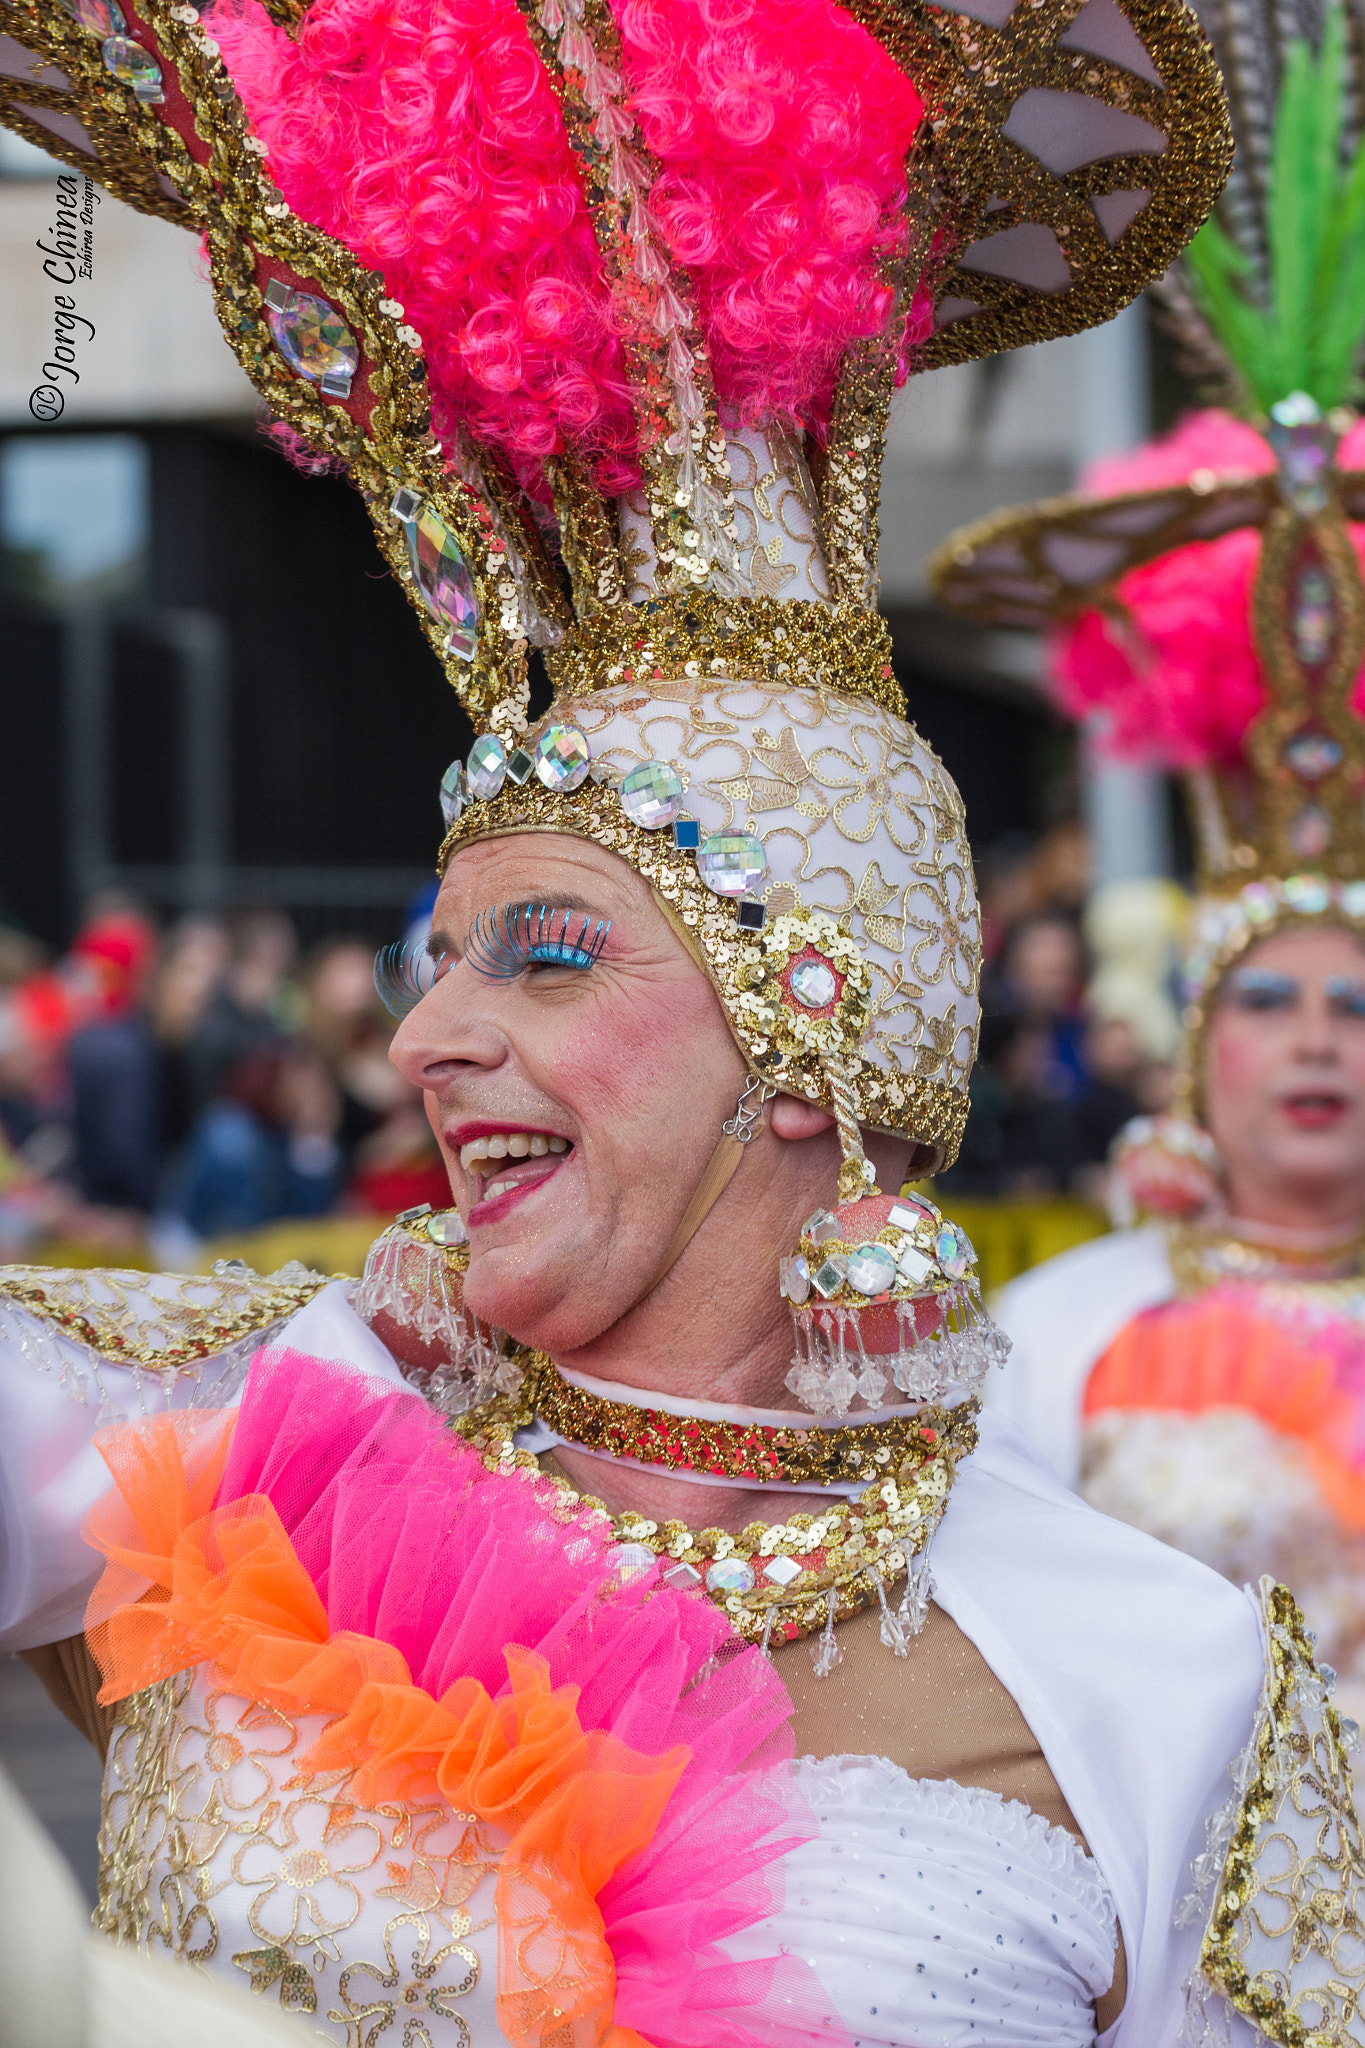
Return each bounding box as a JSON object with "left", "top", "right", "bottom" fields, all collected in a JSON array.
[
  {"left": 1280, "top": 1092, "right": 1350, "bottom": 1130},
  {"left": 453, "top": 1124, "right": 574, "bottom": 1223}
]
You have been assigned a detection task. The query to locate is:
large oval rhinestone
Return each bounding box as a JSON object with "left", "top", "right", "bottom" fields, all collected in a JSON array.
[
  {"left": 467, "top": 734, "right": 506, "bottom": 801},
  {"left": 697, "top": 831, "right": 767, "bottom": 898},
  {"left": 396, "top": 498, "right": 479, "bottom": 661},
  {"left": 425, "top": 1209, "right": 468, "bottom": 1247},
  {"left": 705, "top": 1557, "right": 755, "bottom": 1596},
  {"left": 789, "top": 959, "right": 837, "bottom": 1009},
  {"left": 263, "top": 281, "right": 359, "bottom": 398},
  {"left": 844, "top": 1243, "right": 897, "bottom": 1297},
  {"left": 533, "top": 724, "right": 591, "bottom": 793},
  {"left": 101, "top": 33, "right": 162, "bottom": 97},
  {"left": 439, "top": 759, "right": 466, "bottom": 827},
  {"left": 620, "top": 760, "right": 683, "bottom": 829}
]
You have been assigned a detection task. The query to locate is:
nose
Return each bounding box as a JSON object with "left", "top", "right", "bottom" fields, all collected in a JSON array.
[{"left": 389, "top": 965, "right": 509, "bottom": 1094}]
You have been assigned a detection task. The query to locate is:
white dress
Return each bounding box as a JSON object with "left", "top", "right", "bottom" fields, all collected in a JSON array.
[{"left": 0, "top": 1267, "right": 1280, "bottom": 2045}]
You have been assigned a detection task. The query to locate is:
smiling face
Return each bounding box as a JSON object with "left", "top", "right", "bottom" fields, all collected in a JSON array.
[
  {"left": 391, "top": 832, "right": 761, "bottom": 1356},
  {"left": 1204, "top": 925, "right": 1365, "bottom": 1231}
]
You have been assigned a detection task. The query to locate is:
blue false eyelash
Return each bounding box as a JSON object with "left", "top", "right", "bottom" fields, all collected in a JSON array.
[
  {"left": 466, "top": 903, "right": 610, "bottom": 982},
  {"left": 374, "top": 940, "right": 450, "bottom": 1020}
]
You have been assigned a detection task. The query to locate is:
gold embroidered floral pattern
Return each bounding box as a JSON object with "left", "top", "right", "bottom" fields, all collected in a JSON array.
[
  {"left": 1193, "top": 1580, "right": 1365, "bottom": 2045},
  {"left": 97, "top": 1672, "right": 499, "bottom": 2042}
]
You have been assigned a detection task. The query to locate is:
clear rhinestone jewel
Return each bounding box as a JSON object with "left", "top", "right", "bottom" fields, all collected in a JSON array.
[
  {"left": 663, "top": 1560, "right": 703, "bottom": 1590},
  {"left": 263, "top": 280, "right": 359, "bottom": 398},
  {"left": 844, "top": 1243, "right": 897, "bottom": 1296},
  {"left": 936, "top": 1225, "right": 971, "bottom": 1279},
  {"left": 780, "top": 1253, "right": 811, "bottom": 1305},
  {"left": 896, "top": 1244, "right": 934, "bottom": 1286},
  {"left": 763, "top": 1555, "right": 802, "bottom": 1587},
  {"left": 425, "top": 1210, "right": 468, "bottom": 1247},
  {"left": 789, "top": 959, "right": 837, "bottom": 1009},
  {"left": 697, "top": 831, "right": 767, "bottom": 897},
  {"left": 619, "top": 760, "right": 683, "bottom": 829},
  {"left": 467, "top": 734, "right": 507, "bottom": 800},
  {"left": 1290, "top": 803, "right": 1331, "bottom": 859},
  {"left": 812, "top": 1256, "right": 847, "bottom": 1298},
  {"left": 439, "top": 760, "right": 466, "bottom": 827},
  {"left": 396, "top": 1202, "right": 433, "bottom": 1224},
  {"left": 1284, "top": 731, "right": 1343, "bottom": 780},
  {"left": 888, "top": 1197, "right": 937, "bottom": 1232},
  {"left": 534, "top": 724, "right": 592, "bottom": 793},
  {"left": 393, "top": 496, "right": 479, "bottom": 660},
  {"left": 804, "top": 1209, "right": 842, "bottom": 1246},
  {"left": 705, "top": 1557, "right": 755, "bottom": 1595},
  {"left": 506, "top": 749, "right": 535, "bottom": 786},
  {"left": 102, "top": 32, "right": 162, "bottom": 96},
  {"left": 611, "top": 1542, "right": 656, "bottom": 1579}
]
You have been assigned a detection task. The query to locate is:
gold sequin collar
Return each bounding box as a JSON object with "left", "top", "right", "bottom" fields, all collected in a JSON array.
[
  {"left": 455, "top": 1376, "right": 978, "bottom": 1650},
  {"left": 522, "top": 1352, "right": 961, "bottom": 1490}
]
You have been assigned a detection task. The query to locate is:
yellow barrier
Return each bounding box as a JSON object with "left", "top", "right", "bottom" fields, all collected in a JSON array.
[{"left": 909, "top": 1190, "right": 1109, "bottom": 1298}]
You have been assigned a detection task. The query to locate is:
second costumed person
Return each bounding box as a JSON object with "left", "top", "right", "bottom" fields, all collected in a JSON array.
[
  {"left": 936, "top": 0, "right": 1365, "bottom": 1765},
  {"left": 0, "top": 0, "right": 1357, "bottom": 2038}
]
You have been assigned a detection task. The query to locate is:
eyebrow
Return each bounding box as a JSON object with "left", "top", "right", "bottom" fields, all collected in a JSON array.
[{"left": 429, "top": 893, "right": 612, "bottom": 959}]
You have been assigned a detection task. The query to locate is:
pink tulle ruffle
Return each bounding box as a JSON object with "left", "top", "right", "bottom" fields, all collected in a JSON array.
[{"left": 203, "top": 1350, "right": 843, "bottom": 2047}]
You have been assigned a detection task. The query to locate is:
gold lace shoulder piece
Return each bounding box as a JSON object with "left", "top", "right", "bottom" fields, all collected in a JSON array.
[
  {"left": 1187, "top": 1578, "right": 1365, "bottom": 2045},
  {"left": 0, "top": 1261, "right": 331, "bottom": 1372}
]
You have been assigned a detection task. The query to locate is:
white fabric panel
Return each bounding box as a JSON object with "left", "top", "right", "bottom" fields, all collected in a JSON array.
[{"left": 987, "top": 1227, "right": 1174, "bottom": 1485}]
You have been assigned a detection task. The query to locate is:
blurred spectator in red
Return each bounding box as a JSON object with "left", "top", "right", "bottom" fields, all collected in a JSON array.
[{"left": 65, "top": 905, "right": 163, "bottom": 1217}]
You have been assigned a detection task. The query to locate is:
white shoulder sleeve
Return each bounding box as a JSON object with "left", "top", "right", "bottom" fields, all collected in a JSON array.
[{"left": 0, "top": 1262, "right": 334, "bottom": 1654}]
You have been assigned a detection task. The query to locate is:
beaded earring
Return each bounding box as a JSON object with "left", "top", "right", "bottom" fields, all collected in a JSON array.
[
  {"left": 780, "top": 1053, "right": 1008, "bottom": 1417},
  {"left": 353, "top": 1203, "right": 519, "bottom": 1415}
]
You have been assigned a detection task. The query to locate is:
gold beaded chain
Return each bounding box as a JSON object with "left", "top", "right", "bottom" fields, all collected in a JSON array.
[{"left": 455, "top": 1375, "right": 978, "bottom": 1649}]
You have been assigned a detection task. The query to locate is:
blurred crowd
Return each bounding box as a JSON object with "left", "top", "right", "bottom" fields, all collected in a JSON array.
[
  {"left": 0, "top": 891, "right": 449, "bottom": 1265},
  {"left": 942, "top": 821, "right": 1189, "bottom": 1205}
]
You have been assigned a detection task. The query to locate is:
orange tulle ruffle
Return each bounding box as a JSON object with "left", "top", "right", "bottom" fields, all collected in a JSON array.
[
  {"left": 83, "top": 1409, "right": 686, "bottom": 2048},
  {"left": 1084, "top": 1294, "right": 1365, "bottom": 1531}
]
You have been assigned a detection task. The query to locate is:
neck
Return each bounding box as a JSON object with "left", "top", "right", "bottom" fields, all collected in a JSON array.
[{"left": 1216, "top": 1176, "right": 1365, "bottom": 1244}]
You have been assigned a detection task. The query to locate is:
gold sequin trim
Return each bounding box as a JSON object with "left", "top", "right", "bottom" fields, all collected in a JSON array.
[
  {"left": 455, "top": 1385, "right": 978, "bottom": 1648},
  {"left": 522, "top": 1353, "right": 965, "bottom": 1491},
  {"left": 0, "top": 1262, "right": 329, "bottom": 1370},
  {"left": 1195, "top": 1580, "right": 1365, "bottom": 2045},
  {"left": 543, "top": 589, "right": 901, "bottom": 720}
]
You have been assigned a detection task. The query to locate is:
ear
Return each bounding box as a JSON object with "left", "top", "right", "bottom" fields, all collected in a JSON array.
[{"left": 769, "top": 1093, "right": 836, "bottom": 1142}]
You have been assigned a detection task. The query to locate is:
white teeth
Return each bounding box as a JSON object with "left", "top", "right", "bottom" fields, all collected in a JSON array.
[
  {"left": 459, "top": 1130, "right": 572, "bottom": 1172},
  {"left": 485, "top": 1180, "right": 513, "bottom": 1201}
]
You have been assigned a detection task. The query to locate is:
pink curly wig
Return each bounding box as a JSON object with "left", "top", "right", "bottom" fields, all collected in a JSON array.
[
  {"left": 207, "top": 0, "right": 924, "bottom": 491},
  {"left": 1049, "top": 410, "right": 1365, "bottom": 768}
]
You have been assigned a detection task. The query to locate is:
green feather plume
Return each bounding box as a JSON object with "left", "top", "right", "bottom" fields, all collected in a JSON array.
[{"left": 1185, "top": 4, "right": 1365, "bottom": 413}]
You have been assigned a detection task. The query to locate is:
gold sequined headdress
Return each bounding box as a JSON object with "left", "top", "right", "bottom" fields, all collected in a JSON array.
[{"left": 0, "top": 0, "right": 1228, "bottom": 1165}]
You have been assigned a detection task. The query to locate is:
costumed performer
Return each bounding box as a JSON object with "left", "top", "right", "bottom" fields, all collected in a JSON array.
[
  {"left": 0, "top": 0, "right": 1347, "bottom": 2039},
  {"left": 932, "top": 0, "right": 1365, "bottom": 1762}
]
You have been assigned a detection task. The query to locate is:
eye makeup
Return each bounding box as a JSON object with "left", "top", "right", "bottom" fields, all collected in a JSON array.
[
  {"left": 1326, "top": 976, "right": 1365, "bottom": 1019},
  {"left": 465, "top": 902, "right": 611, "bottom": 982},
  {"left": 1226, "top": 967, "right": 1299, "bottom": 1011},
  {"left": 374, "top": 938, "right": 452, "bottom": 1019}
]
